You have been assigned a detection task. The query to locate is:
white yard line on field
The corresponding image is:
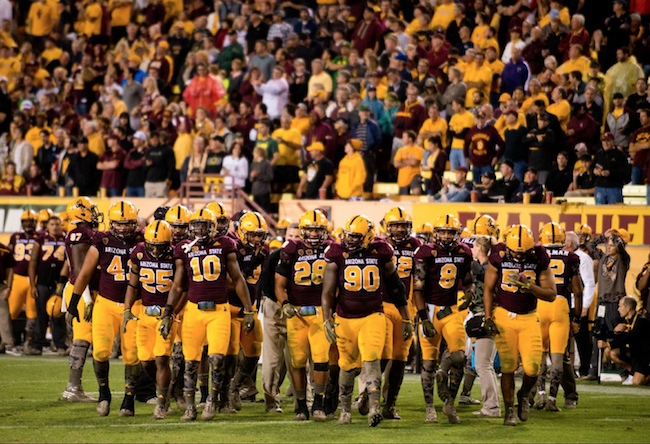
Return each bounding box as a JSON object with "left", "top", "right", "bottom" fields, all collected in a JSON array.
[{"left": 0, "top": 420, "right": 299, "bottom": 430}]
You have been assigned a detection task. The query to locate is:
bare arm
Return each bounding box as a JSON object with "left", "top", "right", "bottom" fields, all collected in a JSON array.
[
  {"left": 413, "top": 260, "right": 427, "bottom": 312},
  {"left": 483, "top": 263, "right": 498, "bottom": 319},
  {"left": 72, "top": 246, "right": 100, "bottom": 295},
  {"left": 321, "top": 262, "right": 339, "bottom": 320},
  {"left": 71, "top": 242, "right": 91, "bottom": 279},
  {"left": 322, "top": 174, "right": 334, "bottom": 190},
  {"left": 571, "top": 274, "right": 583, "bottom": 318},
  {"left": 124, "top": 262, "right": 140, "bottom": 310},
  {"left": 28, "top": 241, "right": 41, "bottom": 297},
  {"left": 529, "top": 267, "right": 557, "bottom": 302},
  {"left": 226, "top": 252, "right": 252, "bottom": 312},
  {"left": 275, "top": 273, "right": 289, "bottom": 304}
]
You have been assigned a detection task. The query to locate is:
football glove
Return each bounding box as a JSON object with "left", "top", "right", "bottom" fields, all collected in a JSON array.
[
  {"left": 324, "top": 318, "right": 339, "bottom": 344},
  {"left": 83, "top": 301, "right": 94, "bottom": 323},
  {"left": 159, "top": 305, "right": 174, "bottom": 339},
  {"left": 54, "top": 282, "right": 65, "bottom": 298},
  {"left": 418, "top": 309, "right": 436, "bottom": 338},
  {"left": 458, "top": 290, "right": 474, "bottom": 311},
  {"left": 506, "top": 273, "right": 532, "bottom": 290},
  {"left": 401, "top": 319, "right": 413, "bottom": 340},
  {"left": 483, "top": 317, "right": 499, "bottom": 336},
  {"left": 243, "top": 311, "right": 256, "bottom": 334},
  {"left": 66, "top": 292, "right": 82, "bottom": 324},
  {"left": 282, "top": 301, "right": 298, "bottom": 319},
  {"left": 122, "top": 309, "right": 138, "bottom": 333}
]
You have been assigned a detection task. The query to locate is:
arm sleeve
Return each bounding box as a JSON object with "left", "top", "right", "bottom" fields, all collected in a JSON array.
[{"left": 579, "top": 253, "right": 596, "bottom": 310}]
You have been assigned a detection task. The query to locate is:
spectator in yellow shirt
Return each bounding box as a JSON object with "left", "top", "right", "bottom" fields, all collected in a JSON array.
[
  {"left": 419, "top": 104, "right": 448, "bottom": 147},
  {"left": 471, "top": 13, "right": 489, "bottom": 48},
  {"left": 394, "top": 130, "right": 424, "bottom": 195},
  {"left": 336, "top": 139, "right": 367, "bottom": 200},
  {"left": 464, "top": 50, "right": 493, "bottom": 107},
  {"left": 547, "top": 87, "right": 571, "bottom": 132},
  {"left": 429, "top": 0, "right": 455, "bottom": 31},
  {"left": 556, "top": 45, "right": 591, "bottom": 80},
  {"left": 85, "top": 0, "right": 104, "bottom": 39},
  {"left": 272, "top": 115, "right": 303, "bottom": 189},
  {"left": 538, "top": 0, "right": 571, "bottom": 28},
  {"left": 84, "top": 120, "right": 106, "bottom": 157},
  {"left": 521, "top": 79, "right": 550, "bottom": 114},
  {"left": 28, "top": 0, "right": 55, "bottom": 51},
  {"left": 109, "top": 0, "right": 133, "bottom": 43}
]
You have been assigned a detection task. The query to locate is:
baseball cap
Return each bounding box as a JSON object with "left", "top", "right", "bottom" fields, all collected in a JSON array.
[
  {"left": 454, "top": 166, "right": 469, "bottom": 174},
  {"left": 482, "top": 171, "right": 496, "bottom": 180},
  {"left": 273, "top": 9, "right": 285, "bottom": 18},
  {"left": 307, "top": 142, "right": 325, "bottom": 152},
  {"left": 359, "top": 104, "right": 370, "bottom": 112},
  {"left": 211, "top": 134, "right": 225, "bottom": 143},
  {"left": 133, "top": 131, "right": 147, "bottom": 141},
  {"left": 476, "top": 111, "right": 486, "bottom": 118},
  {"left": 613, "top": 92, "right": 624, "bottom": 100},
  {"left": 311, "top": 90, "right": 327, "bottom": 99},
  {"left": 21, "top": 100, "right": 33, "bottom": 110},
  {"left": 538, "top": 112, "right": 551, "bottom": 121},
  {"left": 233, "top": 132, "right": 243, "bottom": 139},
  {"left": 393, "top": 53, "right": 408, "bottom": 62},
  {"left": 602, "top": 132, "right": 615, "bottom": 141},
  {"left": 498, "top": 93, "right": 511, "bottom": 103},
  {"left": 424, "top": 78, "right": 437, "bottom": 88},
  {"left": 574, "top": 142, "right": 588, "bottom": 153},
  {"left": 505, "top": 110, "right": 518, "bottom": 118},
  {"left": 368, "top": 85, "right": 377, "bottom": 91},
  {"left": 526, "top": 166, "right": 538, "bottom": 174}
]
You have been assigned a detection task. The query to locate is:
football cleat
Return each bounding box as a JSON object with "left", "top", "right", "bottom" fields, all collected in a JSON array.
[
  {"left": 368, "top": 406, "right": 383, "bottom": 427},
  {"left": 504, "top": 407, "right": 518, "bottom": 426},
  {"left": 564, "top": 399, "right": 578, "bottom": 409},
  {"left": 182, "top": 405, "right": 197, "bottom": 421},
  {"left": 338, "top": 410, "right": 352, "bottom": 425},
  {"left": 382, "top": 406, "right": 402, "bottom": 420},
  {"left": 229, "top": 384, "right": 242, "bottom": 411},
  {"left": 63, "top": 387, "right": 97, "bottom": 403},
  {"left": 545, "top": 398, "right": 561, "bottom": 412},
  {"left": 97, "top": 400, "right": 110, "bottom": 417},
  {"left": 293, "top": 412, "right": 309, "bottom": 421},
  {"left": 425, "top": 406, "right": 438, "bottom": 423},
  {"left": 118, "top": 396, "right": 135, "bottom": 417},
  {"left": 442, "top": 399, "right": 460, "bottom": 424},
  {"left": 459, "top": 395, "right": 481, "bottom": 405},
  {"left": 517, "top": 390, "right": 530, "bottom": 422},
  {"left": 153, "top": 404, "right": 167, "bottom": 420},
  {"left": 435, "top": 370, "right": 450, "bottom": 403},
  {"left": 201, "top": 398, "right": 217, "bottom": 421},
  {"left": 534, "top": 392, "right": 547, "bottom": 410},
  {"left": 356, "top": 391, "right": 369, "bottom": 416},
  {"left": 175, "top": 394, "right": 187, "bottom": 411},
  {"left": 312, "top": 409, "right": 327, "bottom": 422}
]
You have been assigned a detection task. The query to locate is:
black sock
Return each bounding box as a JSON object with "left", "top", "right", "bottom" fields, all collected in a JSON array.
[
  {"left": 297, "top": 398, "right": 308, "bottom": 414},
  {"left": 313, "top": 393, "right": 324, "bottom": 412}
]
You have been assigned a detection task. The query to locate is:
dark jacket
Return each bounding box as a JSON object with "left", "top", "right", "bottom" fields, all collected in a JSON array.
[
  {"left": 493, "top": 173, "right": 521, "bottom": 201},
  {"left": 546, "top": 167, "right": 573, "bottom": 196},
  {"left": 503, "top": 124, "right": 529, "bottom": 163},
  {"left": 524, "top": 126, "right": 555, "bottom": 172},
  {"left": 124, "top": 148, "right": 147, "bottom": 188},
  {"left": 591, "top": 147, "right": 629, "bottom": 188},
  {"left": 511, "top": 180, "right": 543, "bottom": 203},
  {"left": 351, "top": 118, "right": 382, "bottom": 153},
  {"left": 145, "top": 144, "right": 175, "bottom": 183},
  {"left": 68, "top": 151, "right": 100, "bottom": 196}
]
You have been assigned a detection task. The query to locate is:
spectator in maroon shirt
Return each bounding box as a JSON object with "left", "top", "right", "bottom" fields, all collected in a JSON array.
[
  {"left": 233, "top": 101, "right": 257, "bottom": 148},
  {"left": 464, "top": 111, "right": 504, "bottom": 183},
  {"left": 427, "top": 33, "right": 449, "bottom": 72},
  {"left": 98, "top": 134, "right": 127, "bottom": 197},
  {"left": 558, "top": 14, "right": 591, "bottom": 61},
  {"left": 352, "top": 7, "right": 383, "bottom": 56},
  {"left": 392, "top": 84, "right": 426, "bottom": 157},
  {"left": 567, "top": 103, "right": 599, "bottom": 154}
]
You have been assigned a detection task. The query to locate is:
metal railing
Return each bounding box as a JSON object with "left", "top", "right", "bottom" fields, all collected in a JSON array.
[{"left": 155, "top": 174, "right": 277, "bottom": 237}]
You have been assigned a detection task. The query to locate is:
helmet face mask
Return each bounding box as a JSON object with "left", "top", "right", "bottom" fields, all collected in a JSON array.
[
  {"left": 302, "top": 226, "right": 325, "bottom": 247},
  {"left": 22, "top": 218, "right": 36, "bottom": 234},
  {"left": 170, "top": 223, "right": 188, "bottom": 243},
  {"left": 507, "top": 248, "right": 529, "bottom": 263},
  {"left": 190, "top": 220, "right": 213, "bottom": 242},
  {"left": 215, "top": 217, "right": 230, "bottom": 236},
  {"left": 111, "top": 220, "right": 137, "bottom": 241},
  {"left": 388, "top": 221, "right": 411, "bottom": 243},
  {"left": 435, "top": 228, "right": 459, "bottom": 250},
  {"left": 343, "top": 232, "right": 364, "bottom": 251},
  {"left": 146, "top": 242, "right": 171, "bottom": 259}
]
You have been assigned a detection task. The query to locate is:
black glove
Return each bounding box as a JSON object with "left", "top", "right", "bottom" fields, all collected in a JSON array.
[
  {"left": 402, "top": 319, "right": 413, "bottom": 340},
  {"left": 484, "top": 317, "right": 499, "bottom": 336},
  {"left": 282, "top": 301, "right": 298, "bottom": 319},
  {"left": 324, "top": 318, "right": 339, "bottom": 344},
  {"left": 122, "top": 309, "right": 138, "bottom": 333},
  {"left": 418, "top": 309, "right": 436, "bottom": 338},
  {"left": 66, "top": 292, "right": 82, "bottom": 324},
  {"left": 243, "top": 311, "right": 256, "bottom": 334}
]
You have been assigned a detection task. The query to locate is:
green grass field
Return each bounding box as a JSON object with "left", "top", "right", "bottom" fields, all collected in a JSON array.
[{"left": 0, "top": 355, "right": 648, "bottom": 443}]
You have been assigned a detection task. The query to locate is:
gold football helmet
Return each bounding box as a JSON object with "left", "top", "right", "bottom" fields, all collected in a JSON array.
[{"left": 342, "top": 215, "right": 375, "bottom": 251}]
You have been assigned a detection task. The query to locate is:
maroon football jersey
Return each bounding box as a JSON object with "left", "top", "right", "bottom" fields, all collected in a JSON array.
[
  {"left": 130, "top": 243, "right": 175, "bottom": 307},
  {"left": 10, "top": 232, "right": 37, "bottom": 276},
  {"left": 488, "top": 243, "right": 551, "bottom": 314},
  {"left": 277, "top": 238, "right": 331, "bottom": 307},
  {"left": 325, "top": 239, "right": 393, "bottom": 319},
  {"left": 174, "top": 235, "right": 237, "bottom": 304},
  {"left": 65, "top": 224, "right": 100, "bottom": 289},
  {"left": 0, "top": 242, "right": 15, "bottom": 281},
  {"left": 228, "top": 239, "right": 269, "bottom": 307},
  {"left": 414, "top": 242, "right": 472, "bottom": 306},
  {"left": 35, "top": 233, "right": 66, "bottom": 286},
  {"left": 383, "top": 236, "right": 421, "bottom": 303},
  {"left": 92, "top": 231, "right": 143, "bottom": 303},
  {"left": 460, "top": 237, "right": 476, "bottom": 248},
  {"left": 545, "top": 248, "right": 580, "bottom": 299}
]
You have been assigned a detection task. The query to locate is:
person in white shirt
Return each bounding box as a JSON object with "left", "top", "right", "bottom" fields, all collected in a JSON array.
[
  {"left": 10, "top": 124, "right": 33, "bottom": 177},
  {"left": 567, "top": 231, "right": 596, "bottom": 380},
  {"left": 253, "top": 66, "right": 289, "bottom": 120},
  {"left": 222, "top": 142, "right": 249, "bottom": 189}
]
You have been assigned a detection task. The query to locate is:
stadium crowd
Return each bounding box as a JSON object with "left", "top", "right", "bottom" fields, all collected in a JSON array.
[{"left": 0, "top": 0, "right": 649, "bottom": 204}]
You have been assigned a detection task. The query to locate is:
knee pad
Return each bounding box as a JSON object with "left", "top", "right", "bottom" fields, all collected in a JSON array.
[
  {"left": 313, "top": 362, "right": 329, "bottom": 372},
  {"left": 422, "top": 360, "right": 436, "bottom": 373},
  {"left": 450, "top": 350, "right": 465, "bottom": 368},
  {"left": 209, "top": 353, "right": 225, "bottom": 368}
]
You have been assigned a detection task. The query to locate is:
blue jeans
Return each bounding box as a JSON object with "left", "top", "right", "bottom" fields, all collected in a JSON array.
[
  {"left": 446, "top": 189, "right": 471, "bottom": 202},
  {"left": 125, "top": 186, "right": 145, "bottom": 197},
  {"left": 594, "top": 187, "right": 623, "bottom": 205},
  {"left": 105, "top": 187, "right": 123, "bottom": 197},
  {"left": 632, "top": 166, "right": 643, "bottom": 185},
  {"left": 472, "top": 165, "right": 493, "bottom": 184},
  {"left": 514, "top": 161, "right": 527, "bottom": 182},
  {"left": 449, "top": 149, "right": 467, "bottom": 171}
]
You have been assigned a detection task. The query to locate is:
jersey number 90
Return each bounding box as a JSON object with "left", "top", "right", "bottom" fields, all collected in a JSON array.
[{"left": 344, "top": 265, "right": 380, "bottom": 292}]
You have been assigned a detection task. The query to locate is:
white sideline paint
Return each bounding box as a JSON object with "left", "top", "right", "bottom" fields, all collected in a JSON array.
[{"left": 0, "top": 420, "right": 299, "bottom": 430}]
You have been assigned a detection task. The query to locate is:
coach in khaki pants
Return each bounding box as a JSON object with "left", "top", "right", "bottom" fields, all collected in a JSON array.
[{"left": 259, "top": 233, "right": 296, "bottom": 412}]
